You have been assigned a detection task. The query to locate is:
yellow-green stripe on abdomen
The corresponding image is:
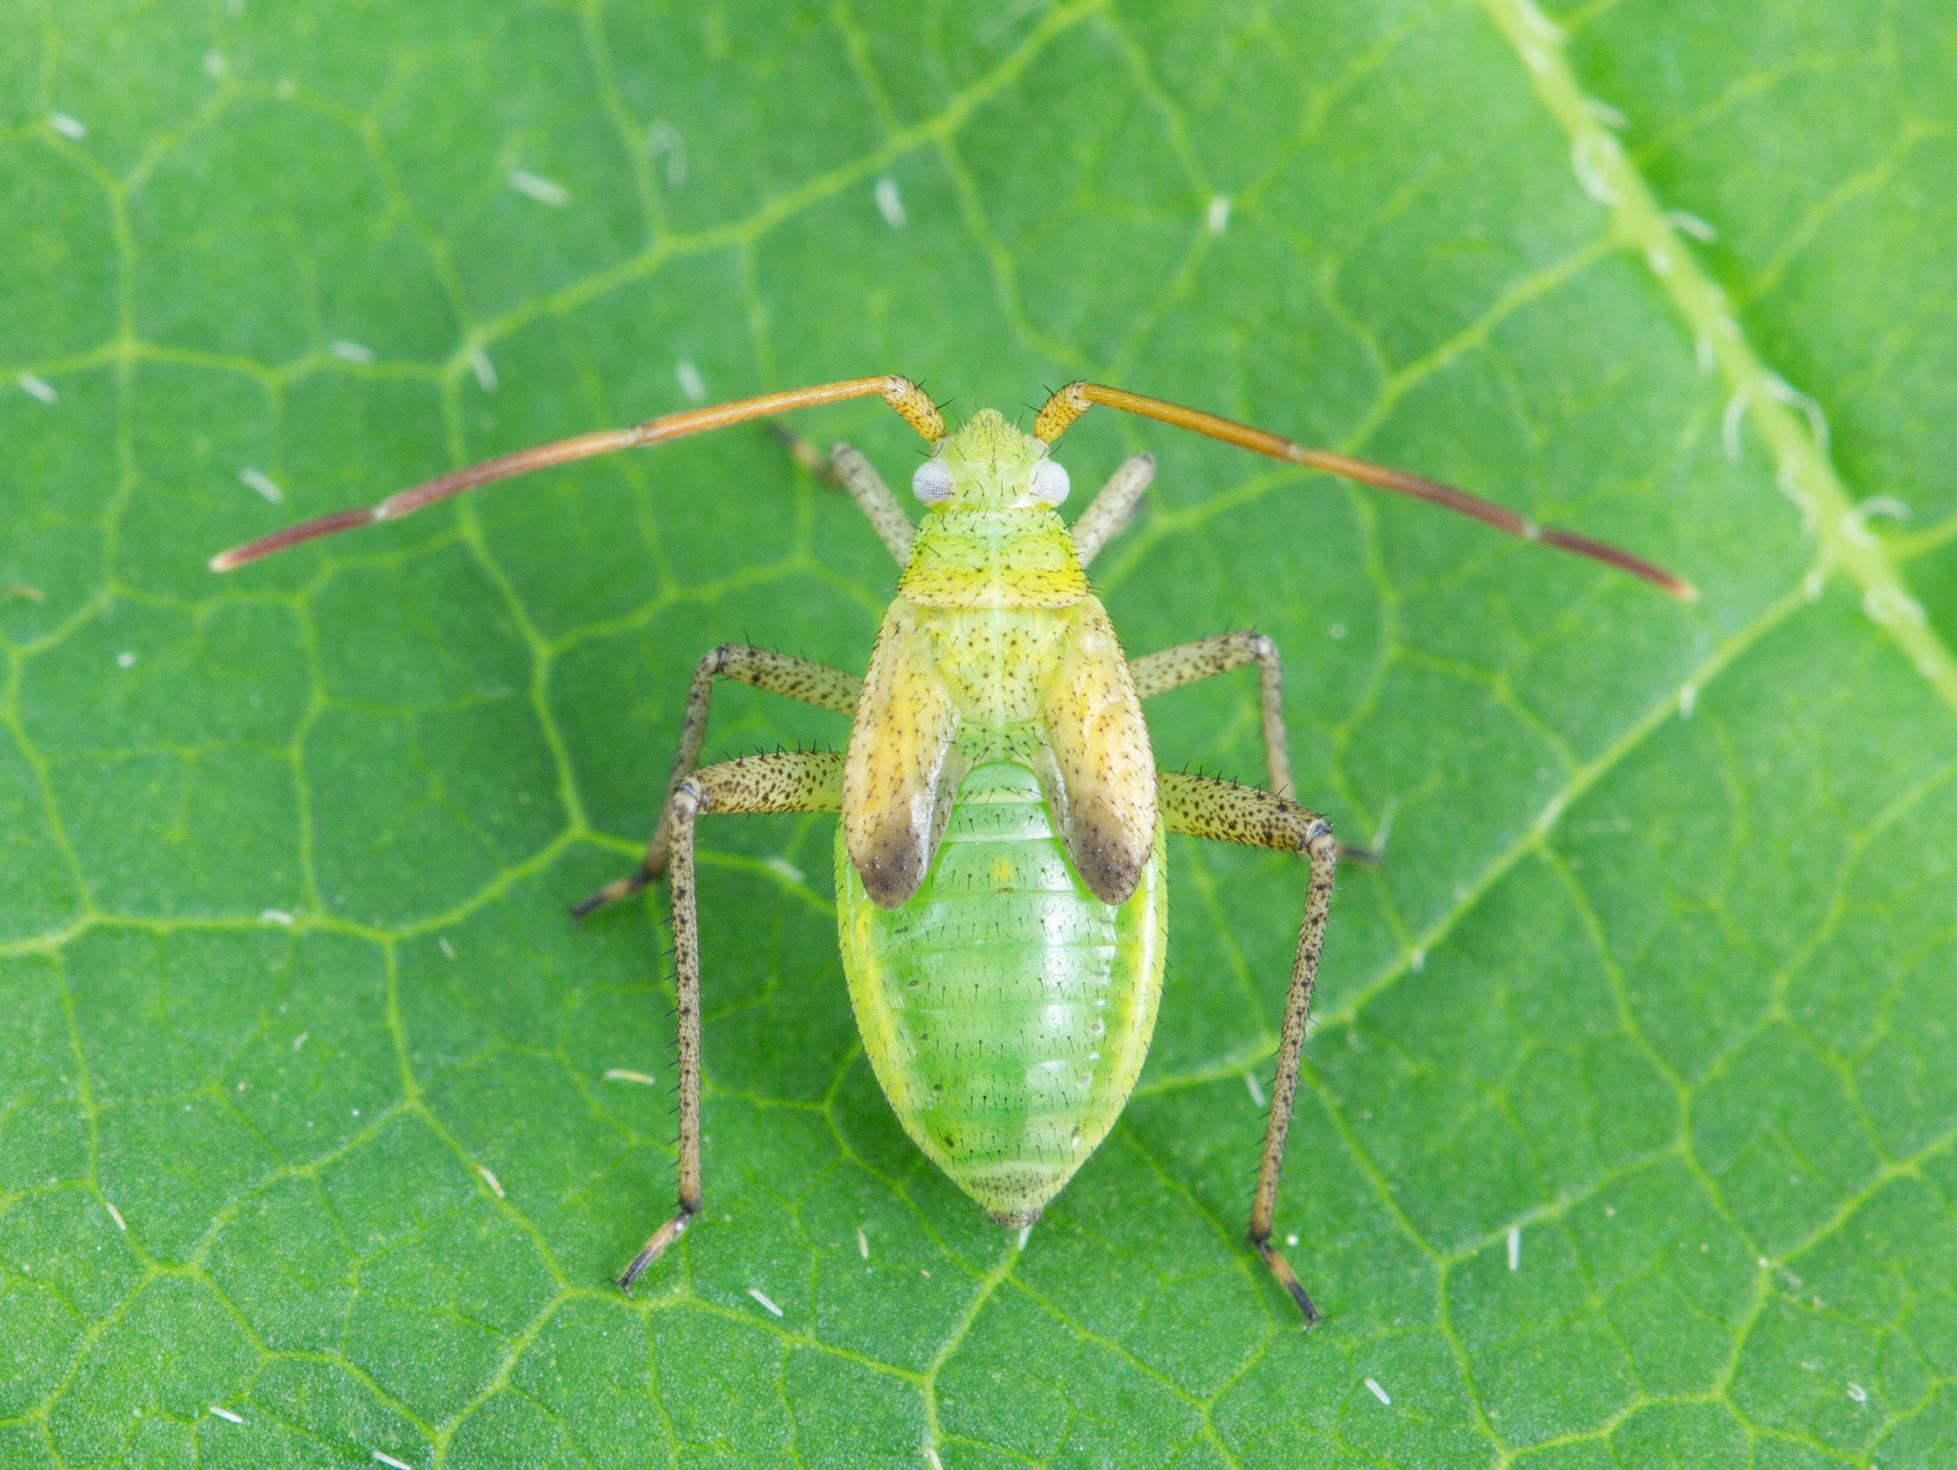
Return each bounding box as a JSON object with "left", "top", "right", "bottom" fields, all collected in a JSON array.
[{"left": 837, "top": 761, "right": 1167, "bottom": 1226}]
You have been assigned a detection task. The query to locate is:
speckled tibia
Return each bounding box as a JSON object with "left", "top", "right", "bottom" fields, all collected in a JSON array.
[{"left": 211, "top": 373, "right": 1695, "bottom": 1322}]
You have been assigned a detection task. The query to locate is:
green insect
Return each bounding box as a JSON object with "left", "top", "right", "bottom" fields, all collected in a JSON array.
[{"left": 212, "top": 374, "right": 1692, "bottom": 1320}]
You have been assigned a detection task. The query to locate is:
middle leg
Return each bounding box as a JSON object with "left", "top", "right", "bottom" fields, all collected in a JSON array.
[
  {"left": 1136, "top": 634, "right": 1379, "bottom": 864},
  {"left": 573, "top": 644, "right": 859, "bottom": 917},
  {"left": 1131, "top": 630, "right": 1293, "bottom": 797}
]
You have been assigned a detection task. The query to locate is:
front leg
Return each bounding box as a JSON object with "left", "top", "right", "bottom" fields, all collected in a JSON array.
[
  {"left": 617, "top": 749, "right": 845, "bottom": 1294},
  {"left": 1070, "top": 452, "right": 1156, "bottom": 565},
  {"left": 768, "top": 423, "right": 916, "bottom": 564},
  {"left": 1157, "top": 770, "right": 1338, "bottom": 1324}
]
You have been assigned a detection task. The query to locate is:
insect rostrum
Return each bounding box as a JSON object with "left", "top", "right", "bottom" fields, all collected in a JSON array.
[{"left": 212, "top": 374, "right": 1692, "bottom": 1323}]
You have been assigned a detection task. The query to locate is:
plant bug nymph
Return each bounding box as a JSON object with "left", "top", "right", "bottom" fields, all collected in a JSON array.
[{"left": 213, "top": 374, "right": 1692, "bottom": 1321}]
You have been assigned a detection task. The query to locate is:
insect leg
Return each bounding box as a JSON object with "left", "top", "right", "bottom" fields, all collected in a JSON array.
[
  {"left": 1131, "top": 631, "right": 1293, "bottom": 797},
  {"left": 1135, "top": 639, "right": 1378, "bottom": 863},
  {"left": 1157, "top": 770, "right": 1338, "bottom": 1324},
  {"left": 617, "top": 749, "right": 845, "bottom": 1295},
  {"left": 768, "top": 423, "right": 915, "bottom": 565},
  {"left": 1069, "top": 453, "right": 1156, "bottom": 566},
  {"left": 572, "top": 647, "right": 861, "bottom": 918}
]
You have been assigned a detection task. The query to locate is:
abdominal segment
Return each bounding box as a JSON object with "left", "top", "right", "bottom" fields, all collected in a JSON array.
[{"left": 837, "top": 761, "right": 1166, "bottom": 1226}]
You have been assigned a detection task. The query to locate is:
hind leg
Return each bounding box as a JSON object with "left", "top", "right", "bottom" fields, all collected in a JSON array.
[
  {"left": 1158, "top": 770, "right": 1339, "bottom": 1324},
  {"left": 616, "top": 750, "right": 845, "bottom": 1293}
]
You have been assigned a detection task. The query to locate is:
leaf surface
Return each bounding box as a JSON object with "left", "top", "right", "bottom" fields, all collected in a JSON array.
[{"left": 3, "top": 1, "right": 1955, "bottom": 1466}]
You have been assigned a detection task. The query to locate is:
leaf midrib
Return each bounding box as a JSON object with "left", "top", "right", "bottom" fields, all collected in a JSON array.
[{"left": 1475, "top": 0, "right": 1957, "bottom": 722}]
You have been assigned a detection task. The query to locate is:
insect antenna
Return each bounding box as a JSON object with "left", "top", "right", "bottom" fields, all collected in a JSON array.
[
  {"left": 209, "top": 375, "right": 944, "bottom": 571},
  {"left": 1033, "top": 381, "right": 1696, "bottom": 600}
]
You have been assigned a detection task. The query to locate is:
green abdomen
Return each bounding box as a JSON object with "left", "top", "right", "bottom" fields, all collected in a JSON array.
[{"left": 836, "top": 762, "right": 1167, "bottom": 1226}]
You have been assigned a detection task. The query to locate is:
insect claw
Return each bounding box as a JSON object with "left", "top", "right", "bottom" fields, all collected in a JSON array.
[
  {"left": 571, "top": 863, "right": 657, "bottom": 919},
  {"left": 1253, "top": 1235, "right": 1321, "bottom": 1327},
  {"left": 617, "top": 1205, "right": 696, "bottom": 1295},
  {"left": 766, "top": 420, "right": 845, "bottom": 486}
]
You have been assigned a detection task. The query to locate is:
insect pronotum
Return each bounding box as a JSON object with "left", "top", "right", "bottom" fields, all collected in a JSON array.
[{"left": 213, "top": 374, "right": 1692, "bottom": 1321}]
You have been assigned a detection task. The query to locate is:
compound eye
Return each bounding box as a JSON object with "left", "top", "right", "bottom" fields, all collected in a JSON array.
[
  {"left": 1029, "top": 458, "right": 1070, "bottom": 506},
  {"left": 912, "top": 459, "right": 954, "bottom": 505}
]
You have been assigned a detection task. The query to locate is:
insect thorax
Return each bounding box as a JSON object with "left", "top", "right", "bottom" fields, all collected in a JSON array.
[
  {"left": 898, "top": 507, "right": 1087, "bottom": 609},
  {"left": 892, "top": 505, "right": 1095, "bottom": 759}
]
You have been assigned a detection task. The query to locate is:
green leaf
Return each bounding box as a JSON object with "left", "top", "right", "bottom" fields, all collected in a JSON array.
[{"left": 4, "top": 0, "right": 1954, "bottom": 1466}]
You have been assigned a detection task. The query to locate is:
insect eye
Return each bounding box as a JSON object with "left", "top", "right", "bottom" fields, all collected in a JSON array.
[
  {"left": 1029, "top": 458, "right": 1070, "bottom": 506},
  {"left": 912, "top": 459, "right": 954, "bottom": 504}
]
